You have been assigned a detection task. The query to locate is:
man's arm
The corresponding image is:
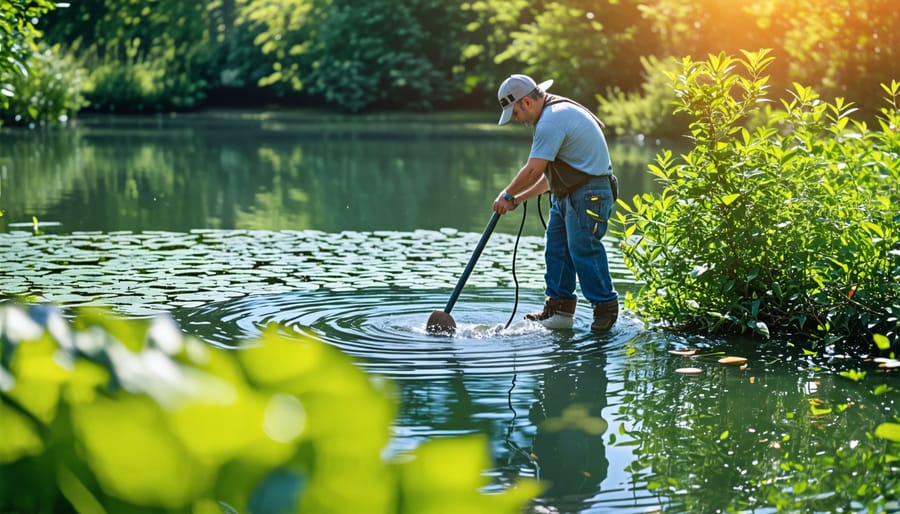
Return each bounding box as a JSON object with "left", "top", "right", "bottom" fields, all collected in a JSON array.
[{"left": 493, "top": 157, "right": 550, "bottom": 214}]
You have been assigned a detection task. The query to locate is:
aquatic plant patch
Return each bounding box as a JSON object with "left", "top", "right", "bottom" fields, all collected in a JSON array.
[{"left": 0, "top": 229, "right": 599, "bottom": 318}]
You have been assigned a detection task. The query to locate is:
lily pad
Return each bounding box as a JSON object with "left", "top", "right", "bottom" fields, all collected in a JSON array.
[{"left": 718, "top": 356, "right": 748, "bottom": 365}]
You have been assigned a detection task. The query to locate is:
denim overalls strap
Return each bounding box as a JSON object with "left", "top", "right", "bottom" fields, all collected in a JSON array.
[{"left": 540, "top": 95, "right": 616, "bottom": 199}]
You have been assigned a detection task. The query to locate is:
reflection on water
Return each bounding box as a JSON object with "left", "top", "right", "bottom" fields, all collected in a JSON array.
[
  {"left": 174, "top": 287, "right": 656, "bottom": 512},
  {"left": 0, "top": 111, "right": 663, "bottom": 235},
  {"left": 173, "top": 285, "right": 900, "bottom": 513}
]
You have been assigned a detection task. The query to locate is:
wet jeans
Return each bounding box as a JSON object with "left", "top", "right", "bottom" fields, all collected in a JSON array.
[{"left": 543, "top": 175, "right": 618, "bottom": 305}]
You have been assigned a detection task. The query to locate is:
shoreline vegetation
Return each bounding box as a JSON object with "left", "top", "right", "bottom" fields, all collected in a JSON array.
[{"left": 2, "top": 1, "right": 897, "bottom": 134}]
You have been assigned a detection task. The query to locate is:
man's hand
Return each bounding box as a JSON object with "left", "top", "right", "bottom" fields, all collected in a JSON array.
[{"left": 493, "top": 191, "right": 518, "bottom": 215}]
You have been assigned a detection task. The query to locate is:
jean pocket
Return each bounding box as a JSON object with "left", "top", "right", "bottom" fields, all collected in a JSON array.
[{"left": 583, "top": 191, "right": 612, "bottom": 237}]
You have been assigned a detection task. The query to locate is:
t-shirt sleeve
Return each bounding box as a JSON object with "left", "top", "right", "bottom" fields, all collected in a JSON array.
[{"left": 529, "top": 123, "right": 565, "bottom": 162}]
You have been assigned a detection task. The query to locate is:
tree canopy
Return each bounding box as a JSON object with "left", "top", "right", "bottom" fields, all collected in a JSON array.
[
  {"left": 0, "top": 0, "right": 59, "bottom": 110},
  {"left": 7, "top": 0, "right": 887, "bottom": 117}
]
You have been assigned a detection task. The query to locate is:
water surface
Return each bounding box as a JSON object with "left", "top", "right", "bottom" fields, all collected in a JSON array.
[{"left": 1, "top": 113, "right": 896, "bottom": 513}]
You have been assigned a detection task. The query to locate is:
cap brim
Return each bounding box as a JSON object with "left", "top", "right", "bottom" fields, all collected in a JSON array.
[
  {"left": 498, "top": 106, "right": 513, "bottom": 125},
  {"left": 537, "top": 79, "right": 553, "bottom": 91}
]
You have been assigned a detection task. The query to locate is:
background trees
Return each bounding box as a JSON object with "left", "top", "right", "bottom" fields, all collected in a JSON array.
[
  {"left": 0, "top": 0, "right": 60, "bottom": 113},
  {"left": 2, "top": 0, "right": 898, "bottom": 127},
  {"left": 245, "top": 0, "right": 467, "bottom": 112}
]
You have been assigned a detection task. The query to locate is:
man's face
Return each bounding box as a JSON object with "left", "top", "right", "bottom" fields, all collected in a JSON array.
[{"left": 511, "top": 97, "right": 538, "bottom": 126}]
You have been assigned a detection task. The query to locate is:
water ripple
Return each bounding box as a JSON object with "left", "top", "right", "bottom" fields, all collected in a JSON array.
[{"left": 175, "top": 287, "right": 643, "bottom": 380}]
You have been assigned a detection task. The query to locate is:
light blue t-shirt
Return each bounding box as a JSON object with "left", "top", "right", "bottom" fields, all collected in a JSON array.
[{"left": 529, "top": 96, "right": 613, "bottom": 176}]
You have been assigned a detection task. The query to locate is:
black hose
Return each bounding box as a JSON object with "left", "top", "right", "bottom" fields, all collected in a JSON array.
[
  {"left": 504, "top": 200, "right": 528, "bottom": 329},
  {"left": 503, "top": 193, "right": 550, "bottom": 330},
  {"left": 537, "top": 192, "right": 547, "bottom": 230}
]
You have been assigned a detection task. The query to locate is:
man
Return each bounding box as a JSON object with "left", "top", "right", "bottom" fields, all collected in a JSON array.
[{"left": 492, "top": 74, "right": 618, "bottom": 332}]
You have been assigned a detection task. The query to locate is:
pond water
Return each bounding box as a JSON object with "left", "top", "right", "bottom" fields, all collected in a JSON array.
[{"left": 1, "top": 112, "right": 897, "bottom": 513}]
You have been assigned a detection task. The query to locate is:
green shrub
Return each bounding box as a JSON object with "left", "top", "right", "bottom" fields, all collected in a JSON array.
[
  {"left": 0, "top": 0, "right": 59, "bottom": 115},
  {"left": 0, "top": 303, "right": 540, "bottom": 513},
  {"left": 1, "top": 44, "right": 87, "bottom": 127},
  {"left": 83, "top": 38, "right": 207, "bottom": 113},
  {"left": 613, "top": 49, "right": 900, "bottom": 350},
  {"left": 596, "top": 55, "right": 688, "bottom": 138},
  {"left": 83, "top": 39, "right": 164, "bottom": 113}
]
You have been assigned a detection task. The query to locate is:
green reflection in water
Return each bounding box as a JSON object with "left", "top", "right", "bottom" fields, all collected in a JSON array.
[
  {"left": 0, "top": 111, "right": 663, "bottom": 236},
  {"left": 613, "top": 334, "right": 899, "bottom": 513}
]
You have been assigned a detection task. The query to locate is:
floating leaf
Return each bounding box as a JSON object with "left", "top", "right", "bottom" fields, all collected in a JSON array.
[
  {"left": 839, "top": 369, "right": 866, "bottom": 382},
  {"left": 874, "top": 422, "right": 900, "bottom": 442},
  {"left": 873, "top": 334, "right": 891, "bottom": 351},
  {"left": 718, "top": 356, "right": 747, "bottom": 365},
  {"left": 809, "top": 404, "right": 832, "bottom": 416},
  {"left": 874, "top": 384, "right": 894, "bottom": 396}
]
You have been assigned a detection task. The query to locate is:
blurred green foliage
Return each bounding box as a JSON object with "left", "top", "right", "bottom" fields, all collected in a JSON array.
[
  {"left": 3, "top": 0, "right": 887, "bottom": 122},
  {"left": 613, "top": 50, "right": 900, "bottom": 348},
  {"left": 0, "top": 0, "right": 59, "bottom": 116},
  {"left": 0, "top": 303, "right": 540, "bottom": 513},
  {"left": 1, "top": 44, "right": 88, "bottom": 126},
  {"left": 39, "top": 0, "right": 210, "bottom": 113},
  {"left": 246, "top": 0, "right": 465, "bottom": 112},
  {"left": 596, "top": 55, "right": 687, "bottom": 137}
]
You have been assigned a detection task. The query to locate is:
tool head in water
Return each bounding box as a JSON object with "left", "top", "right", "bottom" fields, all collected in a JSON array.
[{"left": 426, "top": 310, "right": 456, "bottom": 335}]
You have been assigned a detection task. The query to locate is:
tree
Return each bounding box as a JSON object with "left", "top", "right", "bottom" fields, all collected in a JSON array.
[
  {"left": 0, "top": 0, "right": 59, "bottom": 111},
  {"left": 245, "top": 0, "right": 466, "bottom": 112},
  {"left": 42, "top": 0, "right": 212, "bottom": 111}
]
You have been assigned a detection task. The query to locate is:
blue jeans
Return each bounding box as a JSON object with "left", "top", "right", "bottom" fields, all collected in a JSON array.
[{"left": 543, "top": 175, "right": 618, "bottom": 305}]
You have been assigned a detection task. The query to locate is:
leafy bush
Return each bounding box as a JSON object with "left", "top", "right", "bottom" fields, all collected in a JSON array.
[
  {"left": 82, "top": 37, "right": 207, "bottom": 113},
  {"left": 244, "top": 0, "right": 462, "bottom": 112},
  {"left": 596, "top": 55, "right": 688, "bottom": 138},
  {"left": 2, "top": 44, "right": 88, "bottom": 127},
  {"left": 304, "top": 1, "right": 448, "bottom": 112},
  {"left": 82, "top": 39, "right": 165, "bottom": 113},
  {"left": 613, "top": 49, "right": 900, "bottom": 350},
  {"left": 494, "top": 2, "right": 613, "bottom": 102},
  {"left": 0, "top": 303, "right": 540, "bottom": 513},
  {"left": 0, "top": 0, "right": 59, "bottom": 121}
]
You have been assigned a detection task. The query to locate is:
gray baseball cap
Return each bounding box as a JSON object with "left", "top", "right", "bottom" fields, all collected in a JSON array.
[{"left": 497, "top": 74, "right": 553, "bottom": 125}]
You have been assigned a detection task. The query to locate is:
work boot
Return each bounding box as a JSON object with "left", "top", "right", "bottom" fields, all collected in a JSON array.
[
  {"left": 591, "top": 299, "right": 618, "bottom": 332},
  {"left": 525, "top": 298, "right": 577, "bottom": 329}
]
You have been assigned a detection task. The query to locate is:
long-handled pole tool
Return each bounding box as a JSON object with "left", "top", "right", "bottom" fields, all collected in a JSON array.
[{"left": 426, "top": 212, "right": 500, "bottom": 335}]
